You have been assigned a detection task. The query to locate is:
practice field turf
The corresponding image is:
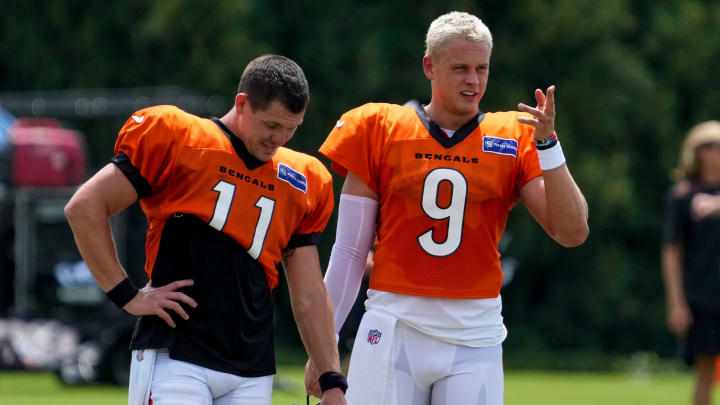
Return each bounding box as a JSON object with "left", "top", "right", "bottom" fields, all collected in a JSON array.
[{"left": 0, "top": 368, "right": 717, "bottom": 404}]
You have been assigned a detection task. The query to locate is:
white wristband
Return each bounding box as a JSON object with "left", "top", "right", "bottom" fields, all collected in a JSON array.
[{"left": 537, "top": 141, "right": 565, "bottom": 170}]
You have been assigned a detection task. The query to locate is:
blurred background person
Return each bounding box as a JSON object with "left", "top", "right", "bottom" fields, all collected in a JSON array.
[{"left": 662, "top": 121, "right": 720, "bottom": 405}]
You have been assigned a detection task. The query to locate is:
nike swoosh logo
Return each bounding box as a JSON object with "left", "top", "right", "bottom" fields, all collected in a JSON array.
[
  {"left": 132, "top": 115, "right": 145, "bottom": 123},
  {"left": 336, "top": 120, "right": 345, "bottom": 128}
]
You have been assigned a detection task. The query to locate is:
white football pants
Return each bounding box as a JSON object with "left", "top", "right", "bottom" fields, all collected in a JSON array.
[
  {"left": 348, "top": 318, "right": 504, "bottom": 405},
  {"left": 128, "top": 349, "right": 272, "bottom": 405}
]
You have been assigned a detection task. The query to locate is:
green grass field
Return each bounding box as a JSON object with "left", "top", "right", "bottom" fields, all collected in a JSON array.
[{"left": 1, "top": 368, "right": 717, "bottom": 404}]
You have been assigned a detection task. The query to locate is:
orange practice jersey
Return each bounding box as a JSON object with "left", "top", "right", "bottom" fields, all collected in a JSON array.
[
  {"left": 319, "top": 103, "right": 541, "bottom": 299},
  {"left": 115, "top": 105, "right": 333, "bottom": 290}
]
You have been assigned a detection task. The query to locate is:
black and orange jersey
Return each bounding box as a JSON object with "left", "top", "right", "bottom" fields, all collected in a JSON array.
[
  {"left": 114, "top": 105, "right": 333, "bottom": 290},
  {"left": 319, "top": 103, "right": 541, "bottom": 299},
  {"left": 112, "top": 105, "right": 333, "bottom": 377}
]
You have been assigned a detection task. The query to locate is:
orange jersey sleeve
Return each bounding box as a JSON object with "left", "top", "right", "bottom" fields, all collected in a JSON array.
[
  {"left": 114, "top": 105, "right": 185, "bottom": 194},
  {"left": 289, "top": 158, "right": 335, "bottom": 236},
  {"left": 320, "top": 104, "right": 387, "bottom": 194},
  {"left": 320, "top": 103, "right": 542, "bottom": 299}
]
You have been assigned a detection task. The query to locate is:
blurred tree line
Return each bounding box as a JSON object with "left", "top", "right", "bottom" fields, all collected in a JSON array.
[{"left": 2, "top": 0, "right": 719, "bottom": 369}]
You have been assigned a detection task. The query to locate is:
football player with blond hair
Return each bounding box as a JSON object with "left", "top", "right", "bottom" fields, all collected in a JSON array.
[{"left": 307, "top": 11, "right": 588, "bottom": 405}]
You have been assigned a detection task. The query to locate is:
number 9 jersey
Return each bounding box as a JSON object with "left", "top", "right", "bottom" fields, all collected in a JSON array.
[{"left": 319, "top": 103, "right": 541, "bottom": 299}]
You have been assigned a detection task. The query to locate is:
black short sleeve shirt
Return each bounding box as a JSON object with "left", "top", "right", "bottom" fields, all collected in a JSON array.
[{"left": 662, "top": 182, "right": 720, "bottom": 309}]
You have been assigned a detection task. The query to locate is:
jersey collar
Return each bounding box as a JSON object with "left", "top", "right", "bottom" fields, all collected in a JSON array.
[
  {"left": 211, "top": 117, "right": 266, "bottom": 170},
  {"left": 414, "top": 104, "right": 485, "bottom": 149}
]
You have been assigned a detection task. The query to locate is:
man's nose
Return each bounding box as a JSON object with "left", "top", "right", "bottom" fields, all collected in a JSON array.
[
  {"left": 271, "top": 131, "right": 292, "bottom": 145},
  {"left": 466, "top": 72, "right": 480, "bottom": 86}
]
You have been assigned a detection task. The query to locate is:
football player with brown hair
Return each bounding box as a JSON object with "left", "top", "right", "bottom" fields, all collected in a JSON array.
[{"left": 65, "top": 54, "right": 346, "bottom": 405}]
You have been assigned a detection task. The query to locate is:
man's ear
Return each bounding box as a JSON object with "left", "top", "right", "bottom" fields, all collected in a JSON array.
[
  {"left": 235, "top": 93, "right": 249, "bottom": 113},
  {"left": 422, "top": 56, "right": 434, "bottom": 80}
]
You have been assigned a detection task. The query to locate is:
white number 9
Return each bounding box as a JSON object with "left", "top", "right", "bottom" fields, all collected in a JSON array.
[{"left": 417, "top": 168, "right": 467, "bottom": 257}]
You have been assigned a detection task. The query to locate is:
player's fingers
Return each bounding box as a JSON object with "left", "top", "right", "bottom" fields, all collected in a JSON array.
[
  {"left": 534, "top": 88, "right": 545, "bottom": 107},
  {"left": 517, "top": 103, "right": 543, "bottom": 118},
  {"left": 164, "top": 299, "right": 190, "bottom": 320},
  {"left": 545, "top": 85, "right": 556, "bottom": 116},
  {"left": 519, "top": 101, "right": 554, "bottom": 134},
  {"left": 305, "top": 372, "right": 321, "bottom": 397},
  {"left": 161, "top": 279, "right": 194, "bottom": 292},
  {"left": 155, "top": 309, "right": 176, "bottom": 328},
  {"left": 305, "top": 372, "right": 317, "bottom": 391},
  {"left": 517, "top": 116, "right": 539, "bottom": 127},
  {"left": 308, "top": 383, "right": 322, "bottom": 398},
  {"left": 166, "top": 291, "right": 198, "bottom": 308}
]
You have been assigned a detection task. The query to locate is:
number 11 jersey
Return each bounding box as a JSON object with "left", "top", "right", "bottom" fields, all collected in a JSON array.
[{"left": 112, "top": 105, "right": 333, "bottom": 377}]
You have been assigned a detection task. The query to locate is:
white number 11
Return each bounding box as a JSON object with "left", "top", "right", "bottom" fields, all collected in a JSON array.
[{"left": 209, "top": 180, "right": 275, "bottom": 260}]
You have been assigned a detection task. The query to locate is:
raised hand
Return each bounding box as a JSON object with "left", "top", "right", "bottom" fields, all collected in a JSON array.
[
  {"left": 124, "top": 279, "right": 197, "bottom": 327},
  {"left": 517, "top": 85, "right": 556, "bottom": 142}
]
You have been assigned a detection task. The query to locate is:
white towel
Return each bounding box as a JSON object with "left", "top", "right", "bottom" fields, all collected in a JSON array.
[
  {"left": 346, "top": 310, "right": 398, "bottom": 405},
  {"left": 128, "top": 349, "right": 157, "bottom": 405}
]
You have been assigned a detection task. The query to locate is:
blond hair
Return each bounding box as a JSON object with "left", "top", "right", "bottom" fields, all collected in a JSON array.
[
  {"left": 425, "top": 11, "right": 493, "bottom": 59},
  {"left": 674, "top": 120, "right": 720, "bottom": 181}
]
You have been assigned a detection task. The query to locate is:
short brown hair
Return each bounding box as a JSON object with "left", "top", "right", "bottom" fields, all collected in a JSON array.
[{"left": 238, "top": 54, "right": 309, "bottom": 114}]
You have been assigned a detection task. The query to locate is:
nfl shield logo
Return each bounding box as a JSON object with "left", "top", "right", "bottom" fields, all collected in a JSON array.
[{"left": 367, "top": 329, "right": 382, "bottom": 345}]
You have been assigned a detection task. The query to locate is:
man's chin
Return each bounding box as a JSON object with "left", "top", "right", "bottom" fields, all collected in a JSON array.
[
  {"left": 250, "top": 151, "right": 274, "bottom": 162},
  {"left": 456, "top": 104, "right": 480, "bottom": 118}
]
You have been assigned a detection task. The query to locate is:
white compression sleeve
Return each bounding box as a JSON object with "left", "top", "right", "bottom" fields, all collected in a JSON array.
[{"left": 324, "top": 194, "right": 378, "bottom": 334}]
